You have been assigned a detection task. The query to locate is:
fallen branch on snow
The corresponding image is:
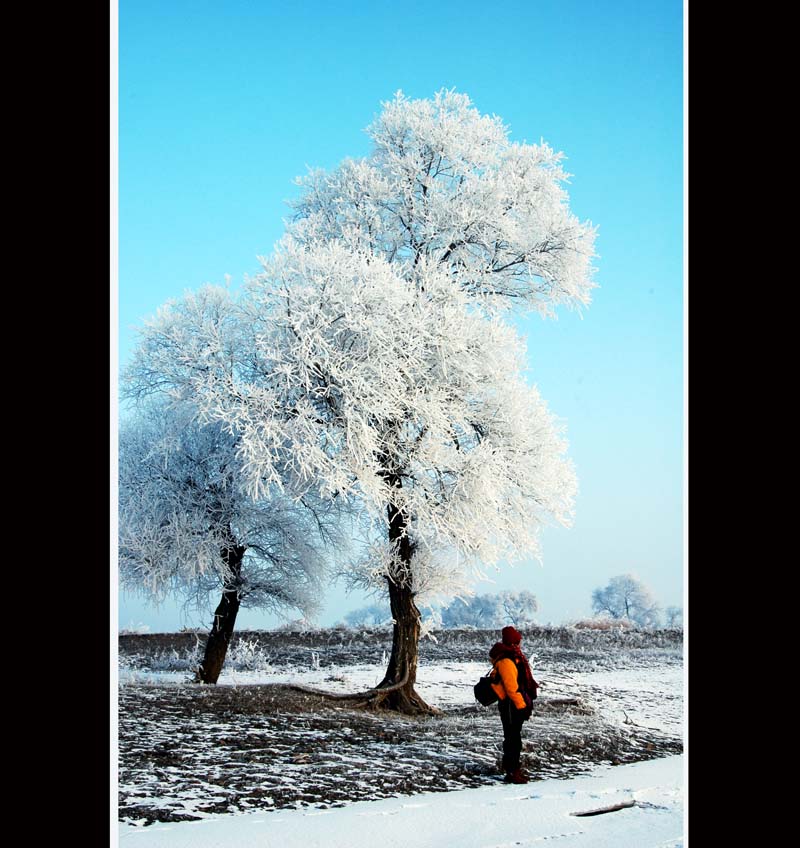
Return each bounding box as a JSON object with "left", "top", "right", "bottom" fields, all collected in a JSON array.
[{"left": 571, "top": 799, "right": 636, "bottom": 817}]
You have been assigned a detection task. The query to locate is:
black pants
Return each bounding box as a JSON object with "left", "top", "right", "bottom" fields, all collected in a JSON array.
[{"left": 498, "top": 698, "right": 525, "bottom": 773}]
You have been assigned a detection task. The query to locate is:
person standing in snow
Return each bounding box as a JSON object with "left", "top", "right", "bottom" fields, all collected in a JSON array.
[{"left": 489, "top": 625, "right": 539, "bottom": 784}]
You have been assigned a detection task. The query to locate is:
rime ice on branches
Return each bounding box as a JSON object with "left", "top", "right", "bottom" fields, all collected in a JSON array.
[{"left": 122, "top": 91, "right": 598, "bottom": 712}]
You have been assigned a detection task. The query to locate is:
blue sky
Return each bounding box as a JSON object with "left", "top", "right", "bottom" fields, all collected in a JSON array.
[{"left": 117, "top": 0, "right": 684, "bottom": 632}]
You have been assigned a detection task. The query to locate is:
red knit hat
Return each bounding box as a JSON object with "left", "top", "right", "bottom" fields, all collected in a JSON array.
[{"left": 501, "top": 625, "right": 522, "bottom": 645}]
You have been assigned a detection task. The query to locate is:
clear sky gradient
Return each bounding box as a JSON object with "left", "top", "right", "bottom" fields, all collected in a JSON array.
[{"left": 117, "top": 0, "right": 684, "bottom": 632}]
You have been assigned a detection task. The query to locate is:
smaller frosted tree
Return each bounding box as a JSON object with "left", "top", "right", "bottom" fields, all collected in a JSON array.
[
  {"left": 119, "top": 399, "right": 343, "bottom": 683},
  {"left": 441, "top": 594, "right": 504, "bottom": 628},
  {"left": 500, "top": 590, "right": 539, "bottom": 626},
  {"left": 343, "top": 603, "right": 393, "bottom": 628},
  {"left": 440, "top": 590, "right": 538, "bottom": 628},
  {"left": 664, "top": 606, "right": 683, "bottom": 628},
  {"left": 591, "top": 574, "right": 661, "bottom": 628}
]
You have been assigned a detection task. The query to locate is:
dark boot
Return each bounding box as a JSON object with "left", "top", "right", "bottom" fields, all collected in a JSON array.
[{"left": 504, "top": 768, "right": 529, "bottom": 784}]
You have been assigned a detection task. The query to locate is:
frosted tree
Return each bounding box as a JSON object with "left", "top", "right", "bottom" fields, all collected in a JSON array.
[
  {"left": 591, "top": 574, "right": 661, "bottom": 628},
  {"left": 120, "top": 289, "right": 345, "bottom": 683},
  {"left": 664, "top": 606, "right": 683, "bottom": 628},
  {"left": 500, "top": 590, "right": 539, "bottom": 626},
  {"left": 441, "top": 594, "right": 504, "bottom": 628},
  {"left": 343, "top": 603, "right": 393, "bottom": 628},
  {"left": 440, "top": 590, "right": 538, "bottom": 628},
  {"left": 129, "top": 91, "right": 597, "bottom": 712}
]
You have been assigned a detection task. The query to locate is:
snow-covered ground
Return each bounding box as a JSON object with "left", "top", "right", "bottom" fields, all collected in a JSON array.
[
  {"left": 119, "top": 659, "right": 683, "bottom": 734},
  {"left": 118, "top": 629, "right": 684, "bottom": 839},
  {"left": 118, "top": 753, "right": 684, "bottom": 847}
]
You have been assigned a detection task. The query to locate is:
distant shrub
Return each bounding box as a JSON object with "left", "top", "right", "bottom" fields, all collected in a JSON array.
[
  {"left": 226, "top": 637, "right": 274, "bottom": 671},
  {"left": 121, "top": 634, "right": 276, "bottom": 676},
  {"left": 573, "top": 618, "right": 633, "bottom": 631},
  {"left": 120, "top": 622, "right": 151, "bottom": 635},
  {"left": 148, "top": 643, "right": 202, "bottom": 672},
  {"left": 273, "top": 618, "right": 321, "bottom": 633}
]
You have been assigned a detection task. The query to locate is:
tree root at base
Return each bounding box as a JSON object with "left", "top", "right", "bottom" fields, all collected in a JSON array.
[{"left": 279, "top": 671, "right": 442, "bottom": 716}]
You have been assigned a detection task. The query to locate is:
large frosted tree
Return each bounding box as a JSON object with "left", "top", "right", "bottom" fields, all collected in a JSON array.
[{"left": 126, "top": 91, "right": 597, "bottom": 712}]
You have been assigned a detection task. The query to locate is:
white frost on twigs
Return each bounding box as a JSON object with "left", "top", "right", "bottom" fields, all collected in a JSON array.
[{"left": 122, "top": 89, "right": 597, "bottom": 611}]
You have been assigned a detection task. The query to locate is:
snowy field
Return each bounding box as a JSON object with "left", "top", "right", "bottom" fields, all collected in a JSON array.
[
  {"left": 118, "top": 753, "right": 684, "bottom": 847},
  {"left": 118, "top": 627, "right": 684, "bottom": 842}
]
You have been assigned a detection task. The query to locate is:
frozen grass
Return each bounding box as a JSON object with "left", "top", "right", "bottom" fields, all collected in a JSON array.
[{"left": 118, "top": 627, "right": 683, "bottom": 828}]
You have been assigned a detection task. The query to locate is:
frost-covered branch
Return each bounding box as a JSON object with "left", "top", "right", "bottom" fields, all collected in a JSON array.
[
  {"left": 121, "top": 90, "right": 598, "bottom": 657},
  {"left": 289, "top": 90, "right": 597, "bottom": 317},
  {"left": 118, "top": 398, "right": 346, "bottom": 621},
  {"left": 175, "top": 238, "right": 579, "bottom": 600}
]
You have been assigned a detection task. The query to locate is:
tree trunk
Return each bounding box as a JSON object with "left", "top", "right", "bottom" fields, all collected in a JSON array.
[
  {"left": 374, "top": 484, "right": 436, "bottom": 714},
  {"left": 196, "top": 544, "right": 246, "bottom": 684}
]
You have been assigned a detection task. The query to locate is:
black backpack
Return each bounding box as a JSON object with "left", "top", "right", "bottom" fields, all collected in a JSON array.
[
  {"left": 474, "top": 659, "right": 539, "bottom": 706},
  {"left": 473, "top": 667, "right": 500, "bottom": 706}
]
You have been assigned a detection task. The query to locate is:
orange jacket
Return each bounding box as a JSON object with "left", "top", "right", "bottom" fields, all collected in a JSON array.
[{"left": 490, "top": 657, "right": 527, "bottom": 709}]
